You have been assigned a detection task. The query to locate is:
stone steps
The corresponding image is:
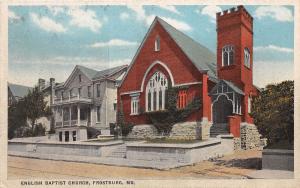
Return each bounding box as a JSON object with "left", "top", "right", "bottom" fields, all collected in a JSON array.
[{"left": 210, "top": 124, "right": 229, "bottom": 137}]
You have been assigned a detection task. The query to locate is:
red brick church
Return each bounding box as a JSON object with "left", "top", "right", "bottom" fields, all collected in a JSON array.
[{"left": 118, "top": 5, "right": 259, "bottom": 138}]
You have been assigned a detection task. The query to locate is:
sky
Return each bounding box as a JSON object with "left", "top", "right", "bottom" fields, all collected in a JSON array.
[{"left": 8, "top": 5, "right": 294, "bottom": 88}]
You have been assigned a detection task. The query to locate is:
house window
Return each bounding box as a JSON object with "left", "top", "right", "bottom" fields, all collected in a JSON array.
[
  {"left": 79, "top": 75, "right": 82, "bottom": 82},
  {"left": 244, "top": 48, "right": 251, "bottom": 68},
  {"left": 65, "top": 131, "right": 69, "bottom": 142},
  {"left": 113, "top": 103, "right": 117, "bottom": 111},
  {"left": 58, "top": 107, "right": 62, "bottom": 116},
  {"left": 222, "top": 45, "right": 234, "bottom": 66},
  {"left": 72, "top": 131, "right": 77, "bottom": 141},
  {"left": 154, "top": 36, "right": 160, "bottom": 51},
  {"left": 78, "top": 87, "right": 81, "bottom": 97},
  {"left": 177, "top": 90, "right": 187, "bottom": 109},
  {"left": 97, "top": 84, "right": 101, "bottom": 97},
  {"left": 131, "top": 96, "right": 139, "bottom": 115},
  {"left": 59, "top": 132, "right": 62, "bottom": 142},
  {"left": 146, "top": 71, "right": 168, "bottom": 112},
  {"left": 69, "top": 89, "right": 73, "bottom": 97},
  {"left": 88, "top": 86, "right": 91, "bottom": 98},
  {"left": 96, "top": 106, "right": 101, "bottom": 122}
]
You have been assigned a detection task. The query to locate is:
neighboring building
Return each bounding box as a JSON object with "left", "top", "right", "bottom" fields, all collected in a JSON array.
[
  {"left": 52, "top": 65, "right": 127, "bottom": 142},
  {"left": 36, "top": 78, "right": 56, "bottom": 132},
  {"left": 8, "top": 83, "right": 32, "bottom": 106},
  {"left": 118, "top": 6, "right": 259, "bottom": 138}
]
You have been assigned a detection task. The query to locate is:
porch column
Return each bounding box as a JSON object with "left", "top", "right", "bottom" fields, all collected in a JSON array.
[
  {"left": 90, "top": 107, "right": 92, "bottom": 126},
  {"left": 62, "top": 131, "right": 65, "bottom": 142},
  {"left": 77, "top": 105, "right": 80, "bottom": 126},
  {"left": 202, "top": 71, "right": 211, "bottom": 120},
  {"left": 69, "top": 106, "right": 71, "bottom": 126},
  {"left": 62, "top": 107, "right": 64, "bottom": 127}
]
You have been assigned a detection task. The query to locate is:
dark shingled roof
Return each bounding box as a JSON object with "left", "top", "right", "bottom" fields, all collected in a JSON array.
[
  {"left": 76, "top": 65, "right": 99, "bottom": 80},
  {"left": 8, "top": 83, "right": 33, "bottom": 98},
  {"left": 77, "top": 65, "right": 127, "bottom": 80},
  {"left": 93, "top": 65, "right": 128, "bottom": 80},
  {"left": 156, "top": 17, "right": 217, "bottom": 81},
  {"left": 222, "top": 80, "right": 244, "bottom": 95}
]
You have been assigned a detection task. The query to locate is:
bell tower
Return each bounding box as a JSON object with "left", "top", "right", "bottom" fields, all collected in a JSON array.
[
  {"left": 216, "top": 5, "right": 255, "bottom": 123},
  {"left": 216, "top": 5, "right": 253, "bottom": 90}
]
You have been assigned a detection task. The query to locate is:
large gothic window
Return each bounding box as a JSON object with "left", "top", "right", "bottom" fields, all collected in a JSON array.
[
  {"left": 146, "top": 71, "right": 168, "bottom": 112},
  {"left": 222, "top": 45, "right": 234, "bottom": 66}
]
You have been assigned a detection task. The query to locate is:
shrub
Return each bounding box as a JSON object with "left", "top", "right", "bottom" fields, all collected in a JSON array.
[
  {"left": 147, "top": 87, "right": 201, "bottom": 135},
  {"left": 251, "top": 80, "right": 294, "bottom": 146}
]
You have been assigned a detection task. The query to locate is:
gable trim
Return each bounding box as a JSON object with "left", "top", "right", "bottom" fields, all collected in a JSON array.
[
  {"left": 63, "top": 66, "right": 92, "bottom": 88},
  {"left": 140, "top": 60, "right": 175, "bottom": 92},
  {"left": 118, "top": 17, "right": 159, "bottom": 88}
]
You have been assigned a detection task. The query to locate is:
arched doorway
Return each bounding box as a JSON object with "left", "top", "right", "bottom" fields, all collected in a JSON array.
[
  {"left": 209, "top": 80, "right": 244, "bottom": 136},
  {"left": 212, "top": 94, "right": 233, "bottom": 124}
]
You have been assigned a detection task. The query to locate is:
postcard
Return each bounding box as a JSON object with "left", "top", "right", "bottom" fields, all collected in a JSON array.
[{"left": 1, "top": 1, "right": 299, "bottom": 188}]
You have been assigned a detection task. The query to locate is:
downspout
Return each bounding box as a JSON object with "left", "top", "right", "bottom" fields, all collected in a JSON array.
[{"left": 105, "top": 79, "right": 108, "bottom": 127}]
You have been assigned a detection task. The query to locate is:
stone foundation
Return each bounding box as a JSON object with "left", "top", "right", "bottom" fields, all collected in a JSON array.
[
  {"left": 240, "top": 123, "right": 261, "bottom": 150},
  {"left": 169, "top": 119, "right": 212, "bottom": 140},
  {"left": 169, "top": 122, "right": 199, "bottom": 140},
  {"left": 127, "top": 124, "right": 158, "bottom": 139}
]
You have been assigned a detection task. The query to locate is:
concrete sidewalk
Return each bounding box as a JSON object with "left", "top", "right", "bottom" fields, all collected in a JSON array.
[{"left": 247, "top": 169, "right": 294, "bottom": 179}]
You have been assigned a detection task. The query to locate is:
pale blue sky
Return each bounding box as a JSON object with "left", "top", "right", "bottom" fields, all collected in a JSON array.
[{"left": 8, "top": 5, "right": 294, "bottom": 87}]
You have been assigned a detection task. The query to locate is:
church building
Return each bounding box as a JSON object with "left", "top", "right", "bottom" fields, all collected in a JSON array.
[{"left": 118, "top": 5, "right": 260, "bottom": 138}]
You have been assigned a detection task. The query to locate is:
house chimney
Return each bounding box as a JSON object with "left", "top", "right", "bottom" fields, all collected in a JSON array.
[
  {"left": 50, "top": 78, "right": 55, "bottom": 86},
  {"left": 38, "top": 78, "right": 45, "bottom": 90}
]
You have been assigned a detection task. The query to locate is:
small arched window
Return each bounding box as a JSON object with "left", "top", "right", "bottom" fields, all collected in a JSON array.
[
  {"left": 244, "top": 48, "right": 250, "bottom": 68},
  {"left": 154, "top": 36, "right": 160, "bottom": 52},
  {"left": 222, "top": 45, "right": 234, "bottom": 66}
]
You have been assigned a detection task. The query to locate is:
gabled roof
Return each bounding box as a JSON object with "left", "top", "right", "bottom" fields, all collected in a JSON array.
[
  {"left": 59, "top": 64, "right": 128, "bottom": 88},
  {"left": 8, "top": 83, "right": 33, "bottom": 98},
  {"left": 119, "top": 16, "right": 217, "bottom": 87},
  {"left": 222, "top": 80, "right": 244, "bottom": 95},
  {"left": 93, "top": 65, "right": 128, "bottom": 80},
  {"left": 156, "top": 17, "right": 217, "bottom": 80},
  {"left": 77, "top": 65, "right": 99, "bottom": 80}
]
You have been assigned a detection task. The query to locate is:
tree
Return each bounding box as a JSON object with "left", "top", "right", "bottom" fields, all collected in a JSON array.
[
  {"left": 251, "top": 80, "right": 294, "bottom": 146},
  {"left": 8, "top": 100, "right": 28, "bottom": 139},
  {"left": 147, "top": 86, "right": 201, "bottom": 134},
  {"left": 116, "top": 100, "right": 133, "bottom": 136},
  {"left": 24, "top": 86, "right": 52, "bottom": 133}
]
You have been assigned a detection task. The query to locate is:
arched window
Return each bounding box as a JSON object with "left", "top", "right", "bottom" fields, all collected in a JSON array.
[
  {"left": 154, "top": 36, "right": 160, "bottom": 51},
  {"left": 146, "top": 71, "right": 168, "bottom": 111},
  {"left": 222, "top": 45, "right": 234, "bottom": 66},
  {"left": 244, "top": 48, "right": 250, "bottom": 68}
]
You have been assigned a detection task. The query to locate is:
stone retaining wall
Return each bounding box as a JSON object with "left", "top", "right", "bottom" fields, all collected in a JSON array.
[
  {"left": 8, "top": 140, "right": 124, "bottom": 157},
  {"left": 126, "top": 136, "right": 234, "bottom": 165},
  {"left": 240, "top": 123, "right": 261, "bottom": 150},
  {"left": 233, "top": 137, "right": 241, "bottom": 150},
  {"left": 262, "top": 149, "right": 294, "bottom": 171}
]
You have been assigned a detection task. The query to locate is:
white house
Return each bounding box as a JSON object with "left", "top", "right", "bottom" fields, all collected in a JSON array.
[{"left": 51, "top": 65, "right": 128, "bottom": 142}]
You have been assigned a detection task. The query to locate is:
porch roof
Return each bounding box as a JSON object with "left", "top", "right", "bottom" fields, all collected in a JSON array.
[{"left": 209, "top": 80, "right": 245, "bottom": 96}]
